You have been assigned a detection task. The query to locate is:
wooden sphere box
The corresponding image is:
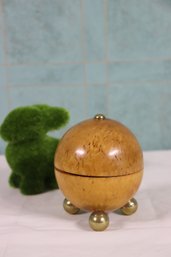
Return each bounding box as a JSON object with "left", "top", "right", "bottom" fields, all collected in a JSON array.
[{"left": 54, "top": 114, "right": 143, "bottom": 231}]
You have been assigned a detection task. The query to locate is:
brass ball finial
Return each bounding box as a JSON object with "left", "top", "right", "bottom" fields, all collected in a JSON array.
[{"left": 94, "top": 114, "right": 106, "bottom": 120}]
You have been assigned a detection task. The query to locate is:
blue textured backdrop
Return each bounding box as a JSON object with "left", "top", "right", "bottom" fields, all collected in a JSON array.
[{"left": 0, "top": 0, "right": 171, "bottom": 153}]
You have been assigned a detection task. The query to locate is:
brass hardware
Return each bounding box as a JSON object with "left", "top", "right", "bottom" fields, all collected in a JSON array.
[
  {"left": 94, "top": 114, "right": 106, "bottom": 120},
  {"left": 89, "top": 211, "right": 109, "bottom": 231},
  {"left": 120, "top": 198, "right": 138, "bottom": 215},
  {"left": 63, "top": 198, "right": 80, "bottom": 215}
]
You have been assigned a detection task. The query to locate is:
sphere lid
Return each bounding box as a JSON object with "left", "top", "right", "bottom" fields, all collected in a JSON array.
[{"left": 54, "top": 115, "right": 143, "bottom": 177}]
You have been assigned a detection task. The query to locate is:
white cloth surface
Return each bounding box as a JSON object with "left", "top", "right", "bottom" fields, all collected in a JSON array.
[{"left": 0, "top": 151, "right": 171, "bottom": 257}]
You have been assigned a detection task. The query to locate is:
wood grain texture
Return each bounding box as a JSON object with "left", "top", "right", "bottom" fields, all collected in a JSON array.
[
  {"left": 55, "top": 169, "right": 143, "bottom": 211},
  {"left": 54, "top": 118, "right": 143, "bottom": 176}
]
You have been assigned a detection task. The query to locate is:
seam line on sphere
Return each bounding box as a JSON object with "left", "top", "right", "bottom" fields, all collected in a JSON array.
[{"left": 54, "top": 167, "right": 143, "bottom": 178}]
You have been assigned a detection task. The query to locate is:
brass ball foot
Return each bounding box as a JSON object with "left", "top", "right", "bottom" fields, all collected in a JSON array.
[
  {"left": 63, "top": 198, "right": 80, "bottom": 214},
  {"left": 89, "top": 211, "right": 109, "bottom": 231},
  {"left": 120, "top": 198, "right": 138, "bottom": 215}
]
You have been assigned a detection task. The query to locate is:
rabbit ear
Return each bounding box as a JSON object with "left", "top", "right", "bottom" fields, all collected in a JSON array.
[
  {"left": 0, "top": 106, "right": 42, "bottom": 142},
  {"left": 35, "top": 105, "right": 70, "bottom": 132}
]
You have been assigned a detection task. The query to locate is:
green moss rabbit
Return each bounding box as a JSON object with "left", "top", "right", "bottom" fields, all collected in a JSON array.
[{"left": 0, "top": 104, "right": 69, "bottom": 195}]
